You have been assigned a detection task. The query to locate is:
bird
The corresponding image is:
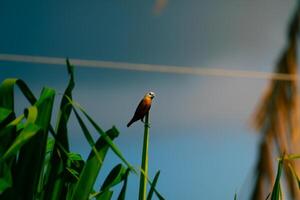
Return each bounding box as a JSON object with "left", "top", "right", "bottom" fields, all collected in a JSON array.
[{"left": 127, "top": 91, "right": 155, "bottom": 127}]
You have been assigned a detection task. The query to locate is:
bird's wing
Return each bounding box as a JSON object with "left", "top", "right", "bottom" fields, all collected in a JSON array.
[{"left": 133, "top": 98, "right": 151, "bottom": 119}]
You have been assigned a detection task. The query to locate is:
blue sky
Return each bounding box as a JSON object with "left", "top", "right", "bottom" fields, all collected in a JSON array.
[{"left": 0, "top": 0, "right": 296, "bottom": 199}]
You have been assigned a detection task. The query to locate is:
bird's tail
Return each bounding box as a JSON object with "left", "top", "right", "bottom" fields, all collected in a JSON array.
[{"left": 127, "top": 119, "right": 134, "bottom": 127}]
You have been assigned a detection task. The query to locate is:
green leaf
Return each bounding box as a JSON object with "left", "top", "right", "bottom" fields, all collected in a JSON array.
[
  {"left": 139, "top": 168, "right": 165, "bottom": 200},
  {"left": 67, "top": 152, "right": 83, "bottom": 162},
  {"left": 0, "top": 105, "right": 39, "bottom": 160},
  {"left": 117, "top": 169, "right": 130, "bottom": 200},
  {"left": 0, "top": 79, "right": 15, "bottom": 109},
  {"left": 73, "top": 109, "right": 102, "bottom": 163},
  {"left": 100, "top": 164, "right": 127, "bottom": 192},
  {"left": 24, "top": 106, "right": 38, "bottom": 126},
  {"left": 65, "top": 152, "right": 84, "bottom": 182},
  {"left": 43, "top": 59, "right": 75, "bottom": 200},
  {"left": 271, "top": 160, "right": 283, "bottom": 200},
  {"left": 1, "top": 123, "right": 40, "bottom": 160},
  {"left": 46, "top": 138, "right": 55, "bottom": 154},
  {"left": 13, "top": 87, "right": 55, "bottom": 200},
  {"left": 66, "top": 167, "right": 80, "bottom": 180},
  {"left": 0, "top": 162, "right": 12, "bottom": 192},
  {"left": 71, "top": 127, "right": 119, "bottom": 200},
  {"left": 147, "top": 171, "right": 160, "bottom": 200},
  {"left": 54, "top": 58, "right": 75, "bottom": 149},
  {"left": 37, "top": 138, "right": 55, "bottom": 195},
  {"left": 8, "top": 114, "right": 25, "bottom": 127},
  {"left": 0, "top": 107, "right": 14, "bottom": 128},
  {"left": 84, "top": 114, "right": 134, "bottom": 171},
  {"left": 96, "top": 190, "right": 113, "bottom": 200},
  {"left": 0, "top": 78, "right": 37, "bottom": 110},
  {"left": 67, "top": 98, "right": 135, "bottom": 173},
  {"left": 0, "top": 108, "right": 12, "bottom": 121}
]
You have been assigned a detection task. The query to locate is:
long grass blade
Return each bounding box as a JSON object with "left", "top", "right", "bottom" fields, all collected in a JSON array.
[
  {"left": 96, "top": 190, "right": 113, "bottom": 200},
  {"left": 139, "top": 112, "right": 150, "bottom": 200},
  {"left": 14, "top": 87, "right": 55, "bottom": 200},
  {"left": 66, "top": 97, "right": 136, "bottom": 173},
  {"left": 71, "top": 127, "right": 119, "bottom": 200},
  {"left": 139, "top": 167, "right": 165, "bottom": 200},
  {"left": 0, "top": 108, "right": 14, "bottom": 128},
  {"left": 1, "top": 123, "right": 40, "bottom": 160},
  {"left": 73, "top": 109, "right": 104, "bottom": 164},
  {"left": 0, "top": 78, "right": 37, "bottom": 110},
  {"left": 271, "top": 160, "right": 283, "bottom": 200},
  {"left": 100, "top": 164, "right": 127, "bottom": 192},
  {"left": 147, "top": 171, "right": 160, "bottom": 200},
  {"left": 44, "top": 59, "right": 75, "bottom": 200},
  {"left": 117, "top": 169, "right": 130, "bottom": 200}
]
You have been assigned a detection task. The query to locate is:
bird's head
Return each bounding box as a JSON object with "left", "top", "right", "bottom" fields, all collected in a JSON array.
[{"left": 145, "top": 91, "right": 155, "bottom": 99}]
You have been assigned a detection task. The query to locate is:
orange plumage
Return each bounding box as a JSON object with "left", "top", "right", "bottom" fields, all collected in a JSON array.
[{"left": 127, "top": 92, "right": 155, "bottom": 127}]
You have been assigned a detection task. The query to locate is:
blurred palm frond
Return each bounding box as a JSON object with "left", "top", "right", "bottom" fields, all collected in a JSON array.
[{"left": 251, "top": 3, "right": 300, "bottom": 200}]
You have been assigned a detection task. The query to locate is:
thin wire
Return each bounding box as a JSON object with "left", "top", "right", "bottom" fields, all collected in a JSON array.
[{"left": 0, "top": 53, "right": 299, "bottom": 81}]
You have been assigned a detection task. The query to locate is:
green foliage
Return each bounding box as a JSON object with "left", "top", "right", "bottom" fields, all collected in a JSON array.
[
  {"left": 0, "top": 60, "right": 163, "bottom": 200},
  {"left": 271, "top": 160, "right": 283, "bottom": 200},
  {"left": 147, "top": 171, "right": 160, "bottom": 200}
]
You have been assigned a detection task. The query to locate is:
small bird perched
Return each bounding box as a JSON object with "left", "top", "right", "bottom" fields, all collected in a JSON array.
[{"left": 127, "top": 92, "right": 155, "bottom": 127}]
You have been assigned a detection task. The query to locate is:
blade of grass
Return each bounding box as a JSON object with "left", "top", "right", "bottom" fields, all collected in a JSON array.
[
  {"left": 1, "top": 123, "right": 40, "bottom": 160},
  {"left": 71, "top": 127, "right": 119, "bottom": 200},
  {"left": 0, "top": 113, "right": 24, "bottom": 153},
  {"left": 117, "top": 169, "right": 130, "bottom": 200},
  {"left": 100, "top": 164, "right": 127, "bottom": 192},
  {"left": 138, "top": 167, "right": 165, "bottom": 200},
  {"left": 271, "top": 160, "right": 283, "bottom": 200},
  {"left": 37, "top": 137, "right": 55, "bottom": 196},
  {"left": 24, "top": 106, "right": 38, "bottom": 126},
  {"left": 54, "top": 58, "right": 74, "bottom": 149},
  {"left": 0, "top": 107, "right": 14, "bottom": 128},
  {"left": 139, "top": 112, "right": 150, "bottom": 200},
  {"left": 1, "top": 105, "right": 39, "bottom": 160},
  {"left": 91, "top": 167, "right": 130, "bottom": 200},
  {"left": 44, "top": 59, "right": 75, "bottom": 200},
  {"left": 65, "top": 152, "right": 84, "bottom": 182},
  {"left": 0, "top": 78, "right": 37, "bottom": 110},
  {"left": 66, "top": 97, "right": 136, "bottom": 173},
  {"left": 73, "top": 109, "right": 103, "bottom": 164},
  {"left": 147, "top": 171, "right": 160, "bottom": 200},
  {"left": 96, "top": 190, "right": 113, "bottom": 200},
  {"left": 14, "top": 87, "right": 55, "bottom": 200}
]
